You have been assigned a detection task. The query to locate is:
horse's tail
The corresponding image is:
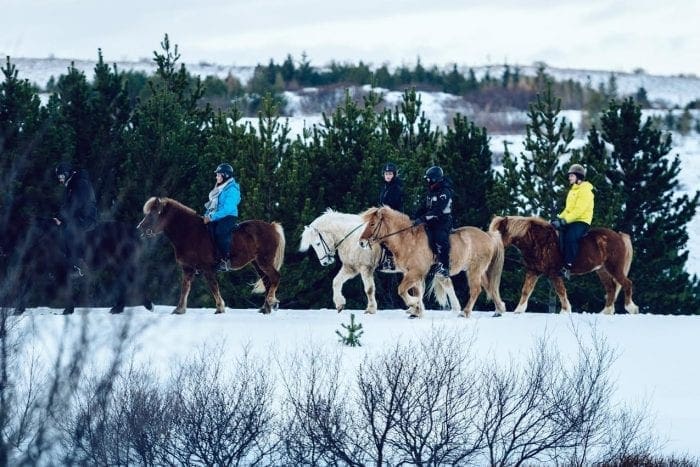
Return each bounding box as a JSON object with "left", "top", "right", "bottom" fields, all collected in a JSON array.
[
  {"left": 429, "top": 275, "right": 450, "bottom": 308},
  {"left": 482, "top": 230, "right": 506, "bottom": 302},
  {"left": 621, "top": 232, "right": 634, "bottom": 276},
  {"left": 252, "top": 222, "right": 286, "bottom": 294}
]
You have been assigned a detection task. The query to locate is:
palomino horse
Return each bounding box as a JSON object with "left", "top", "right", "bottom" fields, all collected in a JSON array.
[
  {"left": 138, "top": 197, "right": 285, "bottom": 314},
  {"left": 300, "top": 209, "right": 395, "bottom": 314},
  {"left": 488, "top": 215, "right": 639, "bottom": 315},
  {"left": 359, "top": 206, "right": 506, "bottom": 318}
]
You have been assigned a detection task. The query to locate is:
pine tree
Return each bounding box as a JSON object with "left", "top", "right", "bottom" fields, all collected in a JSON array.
[
  {"left": 336, "top": 313, "right": 363, "bottom": 347},
  {"left": 582, "top": 98, "right": 700, "bottom": 313},
  {"left": 494, "top": 80, "right": 574, "bottom": 218}
]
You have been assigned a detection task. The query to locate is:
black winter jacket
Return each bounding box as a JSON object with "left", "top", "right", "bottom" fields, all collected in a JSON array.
[
  {"left": 415, "top": 178, "right": 453, "bottom": 225},
  {"left": 379, "top": 178, "right": 404, "bottom": 212},
  {"left": 58, "top": 170, "right": 98, "bottom": 230}
]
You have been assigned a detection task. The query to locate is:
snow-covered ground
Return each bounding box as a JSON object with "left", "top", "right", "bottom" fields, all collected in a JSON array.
[{"left": 14, "top": 306, "right": 700, "bottom": 458}]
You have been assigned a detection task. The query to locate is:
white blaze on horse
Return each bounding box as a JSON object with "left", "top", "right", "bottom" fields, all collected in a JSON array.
[
  {"left": 300, "top": 209, "right": 395, "bottom": 314},
  {"left": 359, "top": 206, "right": 506, "bottom": 318}
]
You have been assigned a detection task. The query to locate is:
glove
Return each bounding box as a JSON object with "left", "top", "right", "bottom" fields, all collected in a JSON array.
[
  {"left": 551, "top": 218, "right": 565, "bottom": 229},
  {"left": 412, "top": 217, "right": 424, "bottom": 227}
]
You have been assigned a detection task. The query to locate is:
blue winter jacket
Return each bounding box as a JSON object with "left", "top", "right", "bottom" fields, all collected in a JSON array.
[{"left": 205, "top": 179, "right": 241, "bottom": 221}]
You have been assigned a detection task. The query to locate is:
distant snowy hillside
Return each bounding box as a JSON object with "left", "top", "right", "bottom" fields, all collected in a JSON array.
[{"left": 9, "top": 57, "right": 700, "bottom": 109}]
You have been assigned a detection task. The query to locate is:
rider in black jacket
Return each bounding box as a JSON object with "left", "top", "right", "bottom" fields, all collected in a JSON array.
[
  {"left": 379, "top": 162, "right": 404, "bottom": 212},
  {"left": 413, "top": 166, "right": 452, "bottom": 277},
  {"left": 53, "top": 162, "right": 98, "bottom": 277},
  {"left": 378, "top": 162, "right": 404, "bottom": 271}
]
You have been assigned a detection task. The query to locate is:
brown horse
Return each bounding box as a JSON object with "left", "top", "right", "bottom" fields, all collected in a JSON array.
[
  {"left": 488, "top": 215, "right": 639, "bottom": 315},
  {"left": 359, "top": 206, "right": 506, "bottom": 318},
  {"left": 138, "top": 197, "right": 285, "bottom": 314}
]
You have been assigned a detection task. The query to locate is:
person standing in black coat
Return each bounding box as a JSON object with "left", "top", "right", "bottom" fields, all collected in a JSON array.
[
  {"left": 378, "top": 162, "right": 404, "bottom": 271},
  {"left": 379, "top": 162, "right": 404, "bottom": 212},
  {"left": 52, "top": 162, "right": 98, "bottom": 278},
  {"left": 413, "top": 165, "right": 453, "bottom": 277}
]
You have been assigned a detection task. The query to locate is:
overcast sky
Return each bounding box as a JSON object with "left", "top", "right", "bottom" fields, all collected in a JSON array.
[{"left": 3, "top": 0, "right": 699, "bottom": 76}]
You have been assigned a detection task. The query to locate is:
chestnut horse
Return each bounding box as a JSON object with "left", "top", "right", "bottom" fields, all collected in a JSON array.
[
  {"left": 138, "top": 197, "right": 285, "bottom": 314},
  {"left": 359, "top": 206, "right": 506, "bottom": 318},
  {"left": 488, "top": 215, "right": 639, "bottom": 315}
]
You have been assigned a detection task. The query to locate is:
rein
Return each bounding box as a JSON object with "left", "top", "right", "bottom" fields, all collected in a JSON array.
[{"left": 366, "top": 216, "right": 414, "bottom": 247}]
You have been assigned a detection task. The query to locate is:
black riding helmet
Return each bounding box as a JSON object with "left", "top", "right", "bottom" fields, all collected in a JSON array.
[
  {"left": 214, "top": 163, "right": 234, "bottom": 180},
  {"left": 382, "top": 162, "right": 397, "bottom": 175},
  {"left": 424, "top": 166, "right": 444, "bottom": 184},
  {"left": 55, "top": 162, "right": 73, "bottom": 178}
]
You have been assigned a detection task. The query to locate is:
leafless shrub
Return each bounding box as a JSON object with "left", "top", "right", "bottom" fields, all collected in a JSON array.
[
  {"left": 167, "top": 345, "right": 277, "bottom": 466},
  {"left": 60, "top": 363, "right": 173, "bottom": 466},
  {"left": 277, "top": 346, "right": 362, "bottom": 466},
  {"left": 0, "top": 311, "right": 135, "bottom": 465},
  {"left": 379, "top": 329, "right": 483, "bottom": 465},
  {"left": 477, "top": 326, "right": 659, "bottom": 466}
]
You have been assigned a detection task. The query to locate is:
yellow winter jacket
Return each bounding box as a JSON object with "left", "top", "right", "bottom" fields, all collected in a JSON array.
[{"left": 558, "top": 181, "right": 594, "bottom": 225}]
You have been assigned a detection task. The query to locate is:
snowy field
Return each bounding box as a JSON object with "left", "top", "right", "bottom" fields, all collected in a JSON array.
[{"left": 13, "top": 305, "right": 700, "bottom": 458}]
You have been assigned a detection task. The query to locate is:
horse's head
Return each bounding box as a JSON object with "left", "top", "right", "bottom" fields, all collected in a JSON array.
[
  {"left": 299, "top": 225, "right": 336, "bottom": 266},
  {"left": 137, "top": 197, "right": 169, "bottom": 238},
  {"left": 358, "top": 207, "right": 386, "bottom": 249}
]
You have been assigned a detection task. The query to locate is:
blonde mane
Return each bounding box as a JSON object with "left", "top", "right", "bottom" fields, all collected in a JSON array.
[{"left": 490, "top": 215, "right": 549, "bottom": 239}]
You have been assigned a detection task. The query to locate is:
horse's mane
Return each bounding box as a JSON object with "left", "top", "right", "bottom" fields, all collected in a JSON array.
[
  {"left": 311, "top": 208, "right": 363, "bottom": 228},
  {"left": 490, "top": 215, "right": 550, "bottom": 240},
  {"left": 143, "top": 197, "right": 200, "bottom": 218}
]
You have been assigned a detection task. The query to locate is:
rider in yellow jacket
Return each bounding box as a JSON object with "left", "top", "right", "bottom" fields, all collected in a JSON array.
[{"left": 551, "top": 164, "right": 594, "bottom": 278}]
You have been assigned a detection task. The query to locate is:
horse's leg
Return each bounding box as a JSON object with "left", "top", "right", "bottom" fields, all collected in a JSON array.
[
  {"left": 332, "top": 265, "right": 358, "bottom": 312},
  {"left": 443, "top": 278, "right": 461, "bottom": 313},
  {"left": 596, "top": 269, "right": 617, "bottom": 315},
  {"left": 513, "top": 271, "right": 541, "bottom": 313},
  {"left": 488, "top": 278, "right": 507, "bottom": 317},
  {"left": 359, "top": 267, "right": 378, "bottom": 314},
  {"left": 461, "top": 269, "right": 482, "bottom": 318},
  {"left": 202, "top": 270, "right": 226, "bottom": 314},
  {"left": 604, "top": 267, "right": 639, "bottom": 314},
  {"left": 549, "top": 275, "right": 572, "bottom": 314},
  {"left": 253, "top": 261, "right": 280, "bottom": 314},
  {"left": 397, "top": 274, "right": 421, "bottom": 317},
  {"left": 173, "top": 267, "right": 195, "bottom": 315}
]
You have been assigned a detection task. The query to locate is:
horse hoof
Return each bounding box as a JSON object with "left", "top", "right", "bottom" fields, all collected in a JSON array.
[
  {"left": 272, "top": 301, "right": 280, "bottom": 311},
  {"left": 215, "top": 309, "right": 225, "bottom": 314},
  {"left": 492, "top": 312, "right": 502, "bottom": 318},
  {"left": 110, "top": 306, "right": 124, "bottom": 314},
  {"left": 62, "top": 307, "right": 74, "bottom": 315},
  {"left": 172, "top": 308, "right": 186, "bottom": 315},
  {"left": 144, "top": 301, "right": 154, "bottom": 311}
]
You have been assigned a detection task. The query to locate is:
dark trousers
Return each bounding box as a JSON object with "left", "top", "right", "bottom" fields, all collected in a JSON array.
[
  {"left": 60, "top": 223, "right": 87, "bottom": 267},
  {"left": 562, "top": 221, "right": 589, "bottom": 267},
  {"left": 426, "top": 215, "right": 452, "bottom": 267},
  {"left": 208, "top": 216, "right": 237, "bottom": 259}
]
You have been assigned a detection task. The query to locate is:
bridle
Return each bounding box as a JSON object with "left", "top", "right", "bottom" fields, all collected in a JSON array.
[
  {"left": 364, "top": 214, "right": 414, "bottom": 247},
  {"left": 312, "top": 223, "right": 365, "bottom": 263}
]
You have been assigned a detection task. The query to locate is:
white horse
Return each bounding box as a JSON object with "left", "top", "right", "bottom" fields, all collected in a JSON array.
[{"left": 299, "top": 209, "right": 396, "bottom": 314}]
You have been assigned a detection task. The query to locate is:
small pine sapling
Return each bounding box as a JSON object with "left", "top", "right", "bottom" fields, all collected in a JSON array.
[{"left": 336, "top": 313, "right": 364, "bottom": 347}]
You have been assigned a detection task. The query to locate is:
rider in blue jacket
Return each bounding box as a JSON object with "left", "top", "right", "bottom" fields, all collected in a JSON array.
[{"left": 203, "top": 163, "right": 241, "bottom": 272}]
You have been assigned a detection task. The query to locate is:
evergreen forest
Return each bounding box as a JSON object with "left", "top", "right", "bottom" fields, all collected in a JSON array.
[{"left": 2, "top": 36, "right": 699, "bottom": 314}]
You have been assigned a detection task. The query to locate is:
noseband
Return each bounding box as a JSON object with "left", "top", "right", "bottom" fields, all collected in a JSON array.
[{"left": 313, "top": 227, "right": 336, "bottom": 263}]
